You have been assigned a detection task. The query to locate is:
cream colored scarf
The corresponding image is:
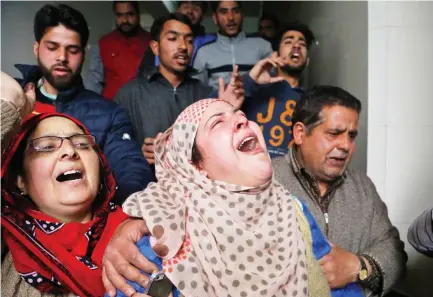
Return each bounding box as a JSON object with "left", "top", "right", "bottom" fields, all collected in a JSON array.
[{"left": 123, "top": 99, "right": 309, "bottom": 297}]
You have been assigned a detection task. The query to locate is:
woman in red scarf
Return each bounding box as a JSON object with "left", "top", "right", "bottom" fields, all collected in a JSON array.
[{"left": 1, "top": 113, "right": 129, "bottom": 297}]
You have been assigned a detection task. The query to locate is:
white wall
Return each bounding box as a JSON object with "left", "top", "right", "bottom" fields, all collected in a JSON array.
[
  {"left": 268, "top": 1, "right": 369, "bottom": 172},
  {"left": 1, "top": 1, "right": 153, "bottom": 80},
  {"left": 368, "top": 2, "right": 433, "bottom": 296}
]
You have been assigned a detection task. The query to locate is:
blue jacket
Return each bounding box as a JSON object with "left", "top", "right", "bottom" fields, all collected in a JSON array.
[
  {"left": 242, "top": 74, "right": 304, "bottom": 158},
  {"left": 15, "top": 64, "right": 155, "bottom": 204}
]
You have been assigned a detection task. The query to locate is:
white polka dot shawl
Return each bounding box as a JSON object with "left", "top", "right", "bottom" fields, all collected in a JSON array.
[{"left": 123, "top": 99, "right": 310, "bottom": 297}]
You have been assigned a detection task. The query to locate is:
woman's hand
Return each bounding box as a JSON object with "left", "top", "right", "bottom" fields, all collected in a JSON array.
[
  {"left": 0, "top": 71, "right": 36, "bottom": 120},
  {"left": 102, "top": 219, "right": 158, "bottom": 297}
]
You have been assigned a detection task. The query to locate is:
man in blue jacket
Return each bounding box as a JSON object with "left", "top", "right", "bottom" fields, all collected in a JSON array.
[
  {"left": 16, "top": 4, "right": 154, "bottom": 204},
  {"left": 242, "top": 21, "right": 315, "bottom": 158}
]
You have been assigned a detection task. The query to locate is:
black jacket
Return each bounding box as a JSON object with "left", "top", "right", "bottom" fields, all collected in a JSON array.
[{"left": 114, "top": 67, "right": 216, "bottom": 144}]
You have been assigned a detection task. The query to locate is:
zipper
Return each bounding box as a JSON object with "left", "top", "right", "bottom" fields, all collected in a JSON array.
[
  {"left": 323, "top": 212, "right": 329, "bottom": 236},
  {"left": 230, "top": 39, "right": 236, "bottom": 67},
  {"left": 173, "top": 87, "right": 177, "bottom": 101}
]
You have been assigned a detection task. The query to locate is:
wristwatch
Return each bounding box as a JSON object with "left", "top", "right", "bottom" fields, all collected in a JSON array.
[{"left": 356, "top": 256, "right": 369, "bottom": 282}]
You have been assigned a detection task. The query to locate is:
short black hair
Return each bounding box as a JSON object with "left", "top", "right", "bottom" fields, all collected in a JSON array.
[
  {"left": 34, "top": 4, "right": 89, "bottom": 49},
  {"left": 279, "top": 20, "right": 315, "bottom": 49},
  {"left": 211, "top": 1, "right": 242, "bottom": 13},
  {"left": 292, "top": 86, "right": 362, "bottom": 134},
  {"left": 112, "top": 1, "right": 139, "bottom": 14},
  {"left": 150, "top": 12, "right": 193, "bottom": 42},
  {"left": 259, "top": 14, "right": 280, "bottom": 29},
  {"left": 178, "top": 1, "right": 208, "bottom": 13}
]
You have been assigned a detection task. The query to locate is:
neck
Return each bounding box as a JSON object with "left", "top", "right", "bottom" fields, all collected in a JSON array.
[
  {"left": 219, "top": 31, "right": 241, "bottom": 38},
  {"left": 119, "top": 26, "right": 141, "bottom": 38},
  {"left": 42, "top": 79, "right": 59, "bottom": 95},
  {"left": 42, "top": 208, "right": 93, "bottom": 223},
  {"left": 317, "top": 181, "right": 328, "bottom": 196},
  {"left": 277, "top": 69, "right": 300, "bottom": 88},
  {"left": 158, "top": 65, "right": 184, "bottom": 88},
  {"left": 294, "top": 147, "right": 328, "bottom": 196}
]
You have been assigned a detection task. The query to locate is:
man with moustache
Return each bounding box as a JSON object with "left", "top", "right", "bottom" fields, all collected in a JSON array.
[
  {"left": 241, "top": 21, "right": 315, "bottom": 158},
  {"left": 193, "top": 0, "right": 272, "bottom": 90},
  {"left": 85, "top": 1, "right": 151, "bottom": 100},
  {"left": 114, "top": 13, "right": 244, "bottom": 167},
  {"left": 14, "top": 4, "right": 154, "bottom": 204},
  {"left": 273, "top": 86, "right": 407, "bottom": 296}
]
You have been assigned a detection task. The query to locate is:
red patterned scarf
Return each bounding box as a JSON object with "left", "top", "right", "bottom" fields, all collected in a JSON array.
[{"left": 1, "top": 113, "right": 129, "bottom": 296}]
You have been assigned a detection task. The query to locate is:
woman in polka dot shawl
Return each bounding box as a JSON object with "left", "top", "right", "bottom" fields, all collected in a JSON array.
[{"left": 123, "top": 99, "right": 334, "bottom": 297}]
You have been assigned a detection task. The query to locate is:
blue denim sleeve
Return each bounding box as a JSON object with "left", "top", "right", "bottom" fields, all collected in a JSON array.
[
  {"left": 296, "top": 198, "right": 364, "bottom": 297},
  {"left": 105, "top": 236, "right": 179, "bottom": 297}
]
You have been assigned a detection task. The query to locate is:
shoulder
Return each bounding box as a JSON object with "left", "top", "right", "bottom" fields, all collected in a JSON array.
[
  {"left": 99, "top": 30, "right": 117, "bottom": 43},
  {"left": 345, "top": 168, "right": 376, "bottom": 187},
  {"left": 245, "top": 35, "right": 272, "bottom": 47},
  {"left": 272, "top": 155, "right": 292, "bottom": 178},
  {"left": 75, "top": 89, "right": 118, "bottom": 111},
  {"left": 272, "top": 155, "right": 290, "bottom": 169},
  {"left": 196, "top": 39, "right": 217, "bottom": 53}
]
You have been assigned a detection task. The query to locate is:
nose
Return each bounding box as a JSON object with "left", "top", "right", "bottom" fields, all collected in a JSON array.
[
  {"left": 58, "top": 139, "right": 79, "bottom": 160},
  {"left": 57, "top": 47, "right": 67, "bottom": 62},
  {"left": 227, "top": 11, "right": 234, "bottom": 21},
  {"left": 337, "top": 135, "right": 352, "bottom": 152},
  {"left": 233, "top": 113, "right": 248, "bottom": 132},
  {"left": 178, "top": 38, "right": 187, "bottom": 51}
]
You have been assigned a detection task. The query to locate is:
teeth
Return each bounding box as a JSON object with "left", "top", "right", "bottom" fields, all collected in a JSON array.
[
  {"left": 63, "top": 170, "right": 81, "bottom": 175},
  {"left": 238, "top": 136, "right": 255, "bottom": 151}
]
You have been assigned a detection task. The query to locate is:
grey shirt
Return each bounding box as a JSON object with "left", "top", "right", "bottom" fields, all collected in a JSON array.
[
  {"left": 272, "top": 150, "right": 407, "bottom": 296},
  {"left": 114, "top": 67, "right": 213, "bottom": 144},
  {"left": 408, "top": 208, "right": 433, "bottom": 257},
  {"left": 193, "top": 32, "right": 272, "bottom": 90}
]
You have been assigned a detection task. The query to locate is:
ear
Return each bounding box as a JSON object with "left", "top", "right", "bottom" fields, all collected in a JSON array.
[
  {"left": 33, "top": 41, "right": 39, "bottom": 59},
  {"left": 16, "top": 175, "right": 28, "bottom": 195},
  {"left": 150, "top": 40, "right": 159, "bottom": 57},
  {"left": 292, "top": 122, "right": 307, "bottom": 146},
  {"left": 212, "top": 13, "right": 217, "bottom": 25}
]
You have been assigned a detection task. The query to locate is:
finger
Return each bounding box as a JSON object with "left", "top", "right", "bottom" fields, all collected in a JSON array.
[
  {"left": 131, "top": 294, "right": 151, "bottom": 297},
  {"left": 102, "top": 266, "right": 117, "bottom": 297},
  {"left": 269, "top": 77, "right": 285, "bottom": 84},
  {"left": 218, "top": 77, "right": 225, "bottom": 98},
  {"left": 318, "top": 254, "right": 331, "bottom": 265},
  {"left": 271, "top": 51, "right": 278, "bottom": 59},
  {"left": 232, "top": 64, "right": 239, "bottom": 76},
  {"left": 143, "top": 152, "right": 155, "bottom": 160},
  {"left": 143, "top": 144, "right": 155, "bottom": 153},
  {"left": 104, "top": 260, "right": 138, "bottom": 297},
  {"left": 144, "top": 138, "right": 155, "bottom": 145},
  {"left": 234, "top": 89, "right": 245, "bottom": 95},
  {"left": 329, "top": 242, "right": 337, "bottom": 248}
]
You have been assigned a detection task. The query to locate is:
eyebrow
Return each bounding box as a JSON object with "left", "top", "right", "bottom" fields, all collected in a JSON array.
[
  {"left": 282, "top": 35, "right": 306, "bottom": 42},
  {"left": 43, "top": 40, "right": 81, "bottom": 50},
  {"left": 205, "top": 112, "right": 225, "bottom": 128},
  {"left": 36, "top": 132, "right": 84, "bottom": 138},
  {"left": 164, "top": 30, "right": 194, "bottom": 38}
]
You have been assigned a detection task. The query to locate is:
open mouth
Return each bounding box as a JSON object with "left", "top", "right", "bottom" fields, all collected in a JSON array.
[
  {"left": 56, "top": 170, "right": 83, "bottom": 182},
  {"left": 289, "top": 51, "right": 302, "bottom": 62},
  {"left": 174, "top": 54, "right": 189, "bottom": 64},
  {"left": 328, "top": 156, "right": 347, "bottom": 165},
  {"left": 237, "top": 136, "right": 258, "bottom": 153}
]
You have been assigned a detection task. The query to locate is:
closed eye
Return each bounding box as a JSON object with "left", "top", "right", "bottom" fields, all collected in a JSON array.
[{"left": 211, "top": 120, "right": 222, "bottom": 129}]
